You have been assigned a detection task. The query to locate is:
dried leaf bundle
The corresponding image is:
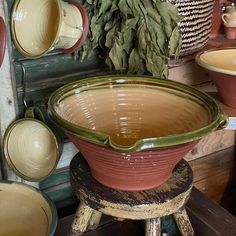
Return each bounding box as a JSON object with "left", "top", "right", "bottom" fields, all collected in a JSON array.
[{"left": 80, "top": 0, "right": 182, "bottom": 78}]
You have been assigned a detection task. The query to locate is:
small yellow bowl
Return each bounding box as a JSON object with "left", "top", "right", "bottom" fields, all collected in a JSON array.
[{"left": 0, "top": 181, "right": 57, "bottom": 236}]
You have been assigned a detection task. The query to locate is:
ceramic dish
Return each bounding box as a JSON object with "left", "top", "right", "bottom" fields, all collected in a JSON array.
[
  {"left": 196, "top": 47, "right": 236, "bottom": 108},
  {"left": 3, "top": 107, "right": 63, "bottom": 181},
  {"left": 11, "top": 0, "right": 88, "bottom": 58},
  {"left": 48, "top": 75, "right": 227, "bottom": 190},
  {"left": 0, "top": 181, "right": 57, "bottom": 236}
]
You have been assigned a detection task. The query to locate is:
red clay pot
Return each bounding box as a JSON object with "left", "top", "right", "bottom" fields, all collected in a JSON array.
[
  {"left": 208, "top": 70, "right": 236, "bottom": 108},
  {"left": 196, "top": 48, "right": 236, "bottom": 108},
  {"left": 48, "top": 75, "right": 227, "bottom": 191},
  {"left": 68, "top": 134, "right": 197, "bottom": 191},
  {"left": 210, "top": 0, "right": 223, "bottom": 38}
]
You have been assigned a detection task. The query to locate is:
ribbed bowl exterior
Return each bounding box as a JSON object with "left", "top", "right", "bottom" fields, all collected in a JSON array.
[
  {"left": 208, "top": 70, "right": 236, "bottom": 108},
  {"left": 68, "top": 134, "right": 197, "bottom": 191},
  {"left": 48, "top": 75, "right": 226, "bottom": 191},
  {"left": 170, "top": 0, "right": 214, "bottom": 56},
  {"left": 196, "top": 48, "right": 236, "bottom": 108}
]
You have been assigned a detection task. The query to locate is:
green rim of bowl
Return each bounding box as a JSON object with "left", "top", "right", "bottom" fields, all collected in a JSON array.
[
  {"left": 195, "top": 47, "right": 236, "bottom": 76},
  {"left": 11, "top": 0, "right": 61, "bottom": 59},
  {"left": 48, "top": 75, "right": 228, "bottom": 153},
  {"left": 3, "top": 117, "right": 61, "bottom": 182},
  {"left": 0, "top": 180, "right": 58, "bottom": 236}
]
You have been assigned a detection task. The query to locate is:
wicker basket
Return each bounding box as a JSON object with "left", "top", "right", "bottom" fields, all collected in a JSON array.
[{"left": 170, "top": 0, "right": 214, "bottom": 56}]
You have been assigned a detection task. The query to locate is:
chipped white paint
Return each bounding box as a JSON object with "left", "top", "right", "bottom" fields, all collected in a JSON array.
[
  {"left": 99, "top": 187, "right": 192, "bottom": 219},
  {"left": 57, "top": 141, "right": 78, "bottom": 169}
]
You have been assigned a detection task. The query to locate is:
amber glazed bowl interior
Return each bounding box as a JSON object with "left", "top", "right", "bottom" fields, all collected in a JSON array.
[
  {"left": 196, "top": 48, "right": 236, "bottom": 108},
  {"left": 0, "top": 181, "right": 57, "bottom": 236},
  {"left": 48, "top": 75, "right": 227, "bottom": 191}
]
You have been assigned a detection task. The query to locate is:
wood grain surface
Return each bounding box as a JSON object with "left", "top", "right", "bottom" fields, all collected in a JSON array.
[
  {"left": 55, "top": 188, "right": 236, "bottom": 236},
  {"left": 70, "top": 153, "right": 193, "bottom": 219}
]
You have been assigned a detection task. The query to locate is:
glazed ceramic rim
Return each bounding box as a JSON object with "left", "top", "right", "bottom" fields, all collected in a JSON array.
[
  {"left": 0, "top": 16, "right": 6, "bottom": 67},
  {"left": 0, "top": 180, "right": 58, "bottom": 236},
  {"left": 3, "top": 117, "right": 61, "bottom": 182},
  {"left": 60, "top": 1, "right": 89, "bottom": 54},
  {"left": 196, "top": 47, "right": 236, "bottom": 76},
  {"left": 11, "top": 0, "right": 61, "bottom": 59},
  {"left": 48, "top": 75, "right": 228, "bottom": 153}
]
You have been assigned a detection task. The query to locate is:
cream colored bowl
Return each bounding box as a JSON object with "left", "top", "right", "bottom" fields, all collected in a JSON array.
[
  {"left": 196, "top": 48, "right": 236, "bottom": 108},
  {"left": 3, "top": 118, "right": 61, "bottom": 181},
  {"left": 0, "top": 181, "right": 57, "bottom": 236},
  {"left": 11, "top": 0, "right": 83, "bottom": 58},
  {"left": 196, "top": 48, "right": 236, "bottom": 74}
]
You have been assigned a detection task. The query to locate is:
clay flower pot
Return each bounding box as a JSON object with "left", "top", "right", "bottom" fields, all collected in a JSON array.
[
  {"left": 0, "top": 181, "right": 57, "bottom": 236},
  {"left": 48, "top": 75, "right": 227, "bottom": 191},
  {"left": 196, "top": 48, "right": 236, "bottom": 108}
]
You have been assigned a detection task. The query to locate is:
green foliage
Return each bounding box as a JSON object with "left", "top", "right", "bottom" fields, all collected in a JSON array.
[{"left": 80, "top": 0, "right": 182, "bottom": 79}]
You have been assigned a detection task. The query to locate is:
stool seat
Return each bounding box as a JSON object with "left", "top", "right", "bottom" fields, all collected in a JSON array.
[{"left": 69, "top": 153, "right": 194, "bottom": 236}]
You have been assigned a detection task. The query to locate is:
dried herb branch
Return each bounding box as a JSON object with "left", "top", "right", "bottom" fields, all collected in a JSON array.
[{"left": 80, "top": 0, "right": 182, "bottom": 78}]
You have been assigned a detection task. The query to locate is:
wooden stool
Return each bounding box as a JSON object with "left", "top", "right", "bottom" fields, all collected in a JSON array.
[{"left": 69, "top": 153, "right": 194, "bottom": 236}]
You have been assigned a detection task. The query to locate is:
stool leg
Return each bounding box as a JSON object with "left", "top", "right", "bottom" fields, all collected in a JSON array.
[
  {"left": 87, "top": 210, "right": 102, "bottom": 230},
  {"left": 70, "top": 202, "right": 94, "bottom": 235},
  {"left": 173, "top": 207, "right": 194, "bottom": 236},
  {"left": 145, "top": 218, "right": 161, "bottom": 236}
]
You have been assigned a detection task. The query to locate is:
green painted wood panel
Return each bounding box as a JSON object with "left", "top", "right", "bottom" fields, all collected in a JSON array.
[
  {"left": 13, "top": 52, "right": 107, "bottom": 86},
  {"left": 6, "top": 0, "right": 110, "bottom": 206},
  {"left": 44, "top": 184, "right": 74, "bottom": 203},
  {"left": 39, "top": 168, "right": 70, "bottom": 190}
]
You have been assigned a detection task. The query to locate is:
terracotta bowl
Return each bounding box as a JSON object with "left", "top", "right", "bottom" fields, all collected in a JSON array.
[
  {"left": 196, "top": 48, "right": 236, "bottom": 108},
  {"left": 48, "top": 75, "right": 227, "bottom": 191},
  {"left": 0, "top": 181, "right": 57, "bottom": 236}
]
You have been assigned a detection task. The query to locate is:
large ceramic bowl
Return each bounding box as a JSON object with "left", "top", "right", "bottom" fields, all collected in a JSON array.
[
  {"left": 48, "top": 75, "right": 227, "bottom": 191},
  {"left": 196, "top": 48, "right": 236, "bottom": 108},
  {"left": 0, "top": 181, "right": 57, "bottom": 236}
]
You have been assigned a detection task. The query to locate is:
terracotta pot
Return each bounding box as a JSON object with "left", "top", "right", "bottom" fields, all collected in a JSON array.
[
  {"left": 224, "top": 26, "right": 236, "bottom": 39},
  {"left": 0, "top": 181, "right": 57, "bottom": 236},
  {"left": 196, "top": 48, "right": 236, "bottom": 108},
  {"left": 211, "top": 0, "right": 223, "bottom": 38},
  {"left": 68, "top": 136, "right": 197, "bottom": 191},
  {"left": 48, "top": 75, "right": 227, "bottom": 191}
]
